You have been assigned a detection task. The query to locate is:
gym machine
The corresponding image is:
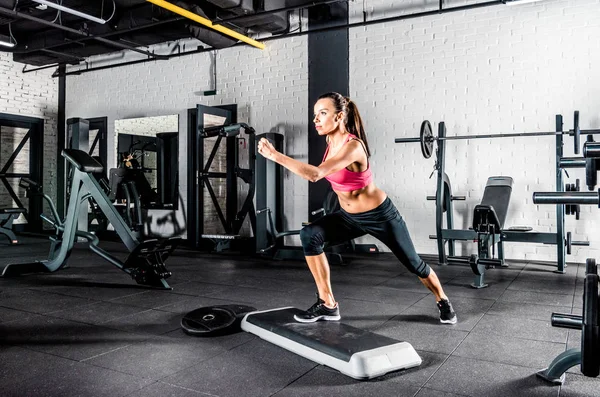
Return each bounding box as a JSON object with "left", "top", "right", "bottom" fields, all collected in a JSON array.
[
  {"left": 195, "top": 121, "right": 257, "bottom": 252},
  {"left": 1, "top": 149, "right": 179, "bottom": 289},
  {"left": 394, "top": 112, "right": 594, "bottom": 288},
  {"left": 533, "top": 142, "right": 600, "bottom": 384}
]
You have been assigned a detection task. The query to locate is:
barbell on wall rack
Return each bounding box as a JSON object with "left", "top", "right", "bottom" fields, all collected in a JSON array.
[
  {"left": 395, "top": 111, "right": 600, "bottom": 159},
  {"left": 533, "top": 191, "right": 600, "bottom": 206}
]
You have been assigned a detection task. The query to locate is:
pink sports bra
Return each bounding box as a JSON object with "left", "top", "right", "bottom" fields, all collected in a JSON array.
[{"left": 322, "top": 134, "right": 373, "bottom": 192}]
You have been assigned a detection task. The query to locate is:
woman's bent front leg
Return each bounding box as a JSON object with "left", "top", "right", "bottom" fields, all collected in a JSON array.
[{"left": 305, "top": 253, "right": 336, "bottom": 307}]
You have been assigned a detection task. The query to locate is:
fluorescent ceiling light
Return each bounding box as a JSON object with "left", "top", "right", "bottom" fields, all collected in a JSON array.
[
  {"left": 504, "top": 0, "right": 546, "bottom": 5},
  {"left": 0, "top": 34, "right": 15, "bottom": 48},
  {"left": 31, "top": 0, "right": 107, "bottom": 24}
]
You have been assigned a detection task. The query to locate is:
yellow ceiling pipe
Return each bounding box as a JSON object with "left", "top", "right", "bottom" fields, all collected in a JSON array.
[{"left": 146, "top": 0, "right": 265, "bottom": 50}]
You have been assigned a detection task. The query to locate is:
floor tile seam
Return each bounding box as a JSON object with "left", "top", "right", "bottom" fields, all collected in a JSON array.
[
  {"left": 43, "top": 299, "right": 144, "bottom": 317},
  {"left": 21, "top": 287, "right": 121, "bottom": 302},
  {"left": 74, "top": 354, "right": 185, "bottom": 380},
  {"left": 5, "top": 317, "right": 158, "bottom": 345},
  {"left": 165, "top": 280, "right": 295, "bottom": 297},
  {"left": 44, "top": 307, "right": 157, "bottom": 328},
  {"left": 467, "top": 329, "right": 568, "bottom": 344},
  {"left": 157, "top": 296, "right": 262, "bottom": 312},
  {"left": 371, "top": 272, "right": 413, "bottom": 287},
  {"left": 92, "top": 320, "right": 179, "bottom": 337},
  {"left": 445, "top": 351, "right": 564, "bottom": 373},
  {"left": 412, "top": 385, "right": 471, "bottom": 397},
  {"left": 7, "top": 345, "right": 94, "bottom": 365},
  {"left": 78, "top": 343, "right": 231, "bottom": 381},
  {"left": 150, "top": 347, "right": 258, "bottom": 389},
  {"left": 0, "top": 305, "right": 47, "bottom": 318},
  {"left": 419, "top": 331, "right": 471, "bottom": 390},
  {"left": 481, "top": 311, "right": 567, "bottom": 325},
  {"left": 266, "top": 365, "right": 319, "bottom": 396},
  {"left": 339, "top": 293, "right": 431, "bottom": 307},
  {"left": 79, "top": 344, "right": 135, "bottom": 363},
  {"left": 13, "top": 345, "right": 161, "bottom": 377},
  {"left": 505, "top": 287, "right": 578, "bottom": 296},
  {"left": 450, "top": 345, "right": 569, "bottom": 368},
  {"left": 141, "top": 381, "right": 220, "bottom": 397},
  {"left": 371, "top": 297, "right": 452, "bottom": 334}
]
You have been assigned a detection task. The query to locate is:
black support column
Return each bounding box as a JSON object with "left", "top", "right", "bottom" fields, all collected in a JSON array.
[
  {"left": 57, "top": 65, "right": 66, "bottom": 217},
  {"left": 307, "top": 3, "right": 349, "bottom": 221}
]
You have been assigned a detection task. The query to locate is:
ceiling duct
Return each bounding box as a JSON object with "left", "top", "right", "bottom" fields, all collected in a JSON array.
[{"left": 158, "top": 1, "right": 240, "bottom": 49}]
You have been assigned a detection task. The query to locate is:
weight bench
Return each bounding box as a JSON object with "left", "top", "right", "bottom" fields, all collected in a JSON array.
[
  {"left": 468, "top": 176, "right": 513, "bottom": 287},
  {"left": 241, "top": 307, "right": 422, "bottom": 380},
  {"left": 0, "top": 208, "right": 26, "bottom": 245}
]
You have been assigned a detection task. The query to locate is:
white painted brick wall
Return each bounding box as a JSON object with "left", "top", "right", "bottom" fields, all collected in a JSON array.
[
  {"left": 350, "top": 0, "right": 600, "bottom": 263},
  {"left": 0, "top": 52, "right": 58, "bottom": 221},
  {"left": 65, "top": 37, "right": 308, "bottom": 239}
]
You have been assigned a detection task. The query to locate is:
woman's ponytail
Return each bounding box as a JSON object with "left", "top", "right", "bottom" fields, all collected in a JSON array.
[{"left": 345, "top": 98, "right": 371, "bottom": 157}]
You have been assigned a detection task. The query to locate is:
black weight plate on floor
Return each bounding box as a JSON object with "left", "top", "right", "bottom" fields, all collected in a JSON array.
[
  {"left": 181, "top": 306, "right": 236, "bottom": 336},
  {"left": 420, "top": 120, "right": 434, "bottom": 159}
]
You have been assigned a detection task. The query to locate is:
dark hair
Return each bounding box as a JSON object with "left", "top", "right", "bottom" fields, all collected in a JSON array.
[{"left": 318, "top": 92, "right": 371, "bottom": 157}]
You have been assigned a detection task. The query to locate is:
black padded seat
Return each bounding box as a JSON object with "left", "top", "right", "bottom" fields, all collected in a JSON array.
[
  {"left": 0, "top": 208, "right": 26, "bottom": 214},
  {"left": 62, "top": 149, "right": 104, "bottom": 174},
  {"left": 472, "top": 176, "right": 513, "bottom": 234}
]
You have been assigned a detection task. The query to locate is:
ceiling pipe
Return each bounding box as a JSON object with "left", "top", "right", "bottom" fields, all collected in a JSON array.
[
  {"left": 0, "top": 6, "right": 168, "bottom": 59},
  {"left": 146, "top": 0, "right": 265, "bottom": 49},
  {"left": 31, "top": 0, "right": 109, "bottom": 24},
  {"left": 18, "top": 17, "right": 184, "bottom": 54}
]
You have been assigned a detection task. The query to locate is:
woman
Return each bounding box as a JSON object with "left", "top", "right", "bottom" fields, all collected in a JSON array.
[{"left": 257, "top": 92, "right": 457, "bottom": 325}]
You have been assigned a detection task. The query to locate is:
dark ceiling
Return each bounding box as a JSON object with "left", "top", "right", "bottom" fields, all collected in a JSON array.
[{"left": 0, "top": 0, "right": 333, "bottom": 67}]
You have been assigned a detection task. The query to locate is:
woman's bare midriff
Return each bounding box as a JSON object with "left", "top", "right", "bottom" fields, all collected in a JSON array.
[{"left": 334, "top": 183, "right": 387, "bottom": 214}]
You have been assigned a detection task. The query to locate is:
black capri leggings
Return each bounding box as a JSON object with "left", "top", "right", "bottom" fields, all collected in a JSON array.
[{"left": 299, "top": 197, "right": 431, "bottom": 278}]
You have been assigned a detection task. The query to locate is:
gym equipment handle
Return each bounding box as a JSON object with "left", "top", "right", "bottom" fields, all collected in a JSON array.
[
  {"left": 394, "top": 137, "right": 421, "bottom": 143},
  {"left": 426, "top": 195, "right": 466, "bottom": 201},
  {"left": 559, "top": 157, "right": 587, "bottom": 169},
  {"left": 573, "top": 241, "right": 591, "bottom": 246},
  {"left": 533, "top": 191, "right": 599, "bottom": 206},
  {"left": 551, "top": 313, "right": 583, "bottom": 330}
]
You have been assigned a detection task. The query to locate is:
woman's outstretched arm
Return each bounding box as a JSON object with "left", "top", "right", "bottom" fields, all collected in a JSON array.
[{"left": 257, "top": 137, "right": 364, "bottom": 182}]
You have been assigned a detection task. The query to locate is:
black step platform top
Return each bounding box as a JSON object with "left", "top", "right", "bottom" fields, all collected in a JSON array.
[{"left": 245, "top": 308, "right": 403, "bottom": 362}]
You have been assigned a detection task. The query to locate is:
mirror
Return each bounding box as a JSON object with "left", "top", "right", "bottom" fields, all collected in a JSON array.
[{"left": 114, "top": 115, "right": 179, "bottom": 210}]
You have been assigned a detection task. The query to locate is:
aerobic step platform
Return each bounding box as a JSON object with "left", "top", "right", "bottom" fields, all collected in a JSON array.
[{"left": 241, "top": 307, "right": 422, "bottom": 380}]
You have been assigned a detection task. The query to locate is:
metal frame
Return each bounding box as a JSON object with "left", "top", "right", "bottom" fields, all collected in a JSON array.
[
  {"left": 430, "top": 116, "right": 572, "bottom": 287},
  {"left": 0, "top": 112, "right": 44, "bottom": 232},
  {"left": 2, "top": 151, "right": 176, "bottom": 289},
  {"left": 187, "top": 104, "right": 257, "bottom": 250}
]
